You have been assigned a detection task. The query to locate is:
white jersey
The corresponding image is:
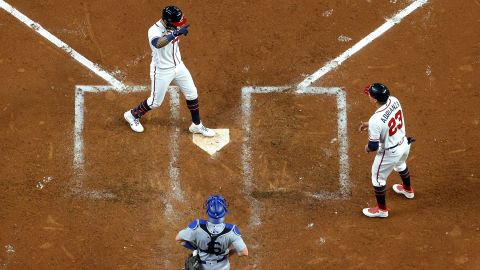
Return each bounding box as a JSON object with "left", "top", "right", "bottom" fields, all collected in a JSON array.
[
  {"left": 178, "top": 219, "right": 247, "bottom": 270},
  {"left": 147, "top": 20, "right": 182, "bottom": 68},
  {"left": 368, "top": 96, "right": 406, "bottom": 150}
]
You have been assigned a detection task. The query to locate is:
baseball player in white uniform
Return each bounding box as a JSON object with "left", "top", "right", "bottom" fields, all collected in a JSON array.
[
  {"left": 124, "top": 6, "right": 215, "bottom": 137},
  {"left": 359, "top": 83, "right": 415, "bottom": 218},
  {"left": 176, "top": 195, "right": 248, "bottom": 270}
]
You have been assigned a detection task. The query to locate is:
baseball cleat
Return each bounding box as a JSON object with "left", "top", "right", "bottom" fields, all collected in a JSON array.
[
  {"left": 124, "top": 110, "right": 144, "bottom": 133},
  {"left": 392, "top": 184, "right": 414, "bottom": 199},
  {"left": 189, "top": 122, "right": 215, "bottom": 137},
  {"left": 362, "top": 206, "right": 389, "bottom": 218}
]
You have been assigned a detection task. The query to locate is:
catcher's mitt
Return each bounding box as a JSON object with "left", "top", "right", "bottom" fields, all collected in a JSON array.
[{"left": 184, "top": 251, "right": 201, "bottom": 270}]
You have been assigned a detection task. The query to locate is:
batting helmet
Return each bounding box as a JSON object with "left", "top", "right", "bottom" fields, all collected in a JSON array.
[
  {"left": 365, "top": 83, "right": 390, "bottom": 103},
  {"left": 204, "top": 194, "right": 229, "bottom": 224},
  {"left": 162, "top": 6, "right": 187, "bottom": 29}
]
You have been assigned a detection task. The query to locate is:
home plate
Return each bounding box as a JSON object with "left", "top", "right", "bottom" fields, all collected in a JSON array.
[{"left": 192, "top": 129, "right": 230, "bottom": 155}]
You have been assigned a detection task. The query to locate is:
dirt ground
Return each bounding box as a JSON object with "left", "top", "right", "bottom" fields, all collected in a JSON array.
[{"left": 1, "top": 0, "right": 479, "bottom": 269}]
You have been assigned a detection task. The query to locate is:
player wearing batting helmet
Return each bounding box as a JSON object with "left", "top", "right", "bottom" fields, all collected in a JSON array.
[
  {"left": 359, "top": 83, "right": 416, "bottom": 218},
  {"left": 124, "top": 5, "right": 215, "bottom": 137}
]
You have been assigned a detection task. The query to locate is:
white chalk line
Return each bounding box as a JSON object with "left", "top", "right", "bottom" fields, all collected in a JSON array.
[
  {"left": 241, "top": 86, "right": 348, "bottom": 269},
  {"left": 74, "top": 87, "right": 85, "bottom": 170},
  {"left": 73, "top": 84, "right": 147, "bottom": 171},
  {"left": 74, "top": 86, "right": 181, "bottom": 269},
  {"left": 241, "top": 86, "right": 349, "bottom": 229},
  {"left": 296, "top": 87, "right": 349, "bottom": 198},
  {"left": 162, "top": 87, "right": 183, "bottom": 270},
  {"left": 4, "top": 1, "right": 175, "bottom": 266},
  {"left": 241, "top": 88, "right": 261, "bottom": 228},
  {"left": 0, "top": 0, "right": 126, "bottom": 90},
  {"left": 73, "top": 85, "right": 147, "bottom": 171},
  {"left": 166, "top": 86, "right": 185, "bottom": 209},
  {"left": 297, "top": 0, "right": 430, "bottom": 89},
  {"left": 73, "top": 85, "right": 183, "bottom": 205},
  {"left": 335, "top": 89, "right": 349, "bottom": 199}
]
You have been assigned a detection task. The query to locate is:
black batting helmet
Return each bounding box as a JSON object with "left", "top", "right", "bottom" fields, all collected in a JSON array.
[
  {"left": 364, "top": 83, "right": 390, "bottom": 102},
  {"left": 162, "top": 6, "right": 187, "bottom": 28}
]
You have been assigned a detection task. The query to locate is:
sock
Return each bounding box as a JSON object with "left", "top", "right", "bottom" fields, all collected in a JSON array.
[
  {"left": 398, "top": 167, "right": 412, "bottom": 191},
  {"left": 131, "top": 100, "right": 151, "bottom": 119},
  {"left": 186, "top": 98, "right": 201, "bottom": 125},
  {"left": 374, "top": 186, "right": 387, "bottom": 210}
]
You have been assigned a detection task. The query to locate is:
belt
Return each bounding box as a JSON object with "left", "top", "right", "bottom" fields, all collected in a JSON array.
[
  {"left": 385, "top": 138, "right": 404, "bottom": 150},
  {"left": 200, "top": 256, "right": 227, "bottom": 264}
]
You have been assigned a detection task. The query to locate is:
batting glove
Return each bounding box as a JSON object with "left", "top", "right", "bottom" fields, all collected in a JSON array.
[{"left": 173, "top": 25, "right": 190, "bottom": 37}]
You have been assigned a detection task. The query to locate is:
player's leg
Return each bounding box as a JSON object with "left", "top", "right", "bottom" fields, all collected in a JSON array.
[
  {"left": 392, "top": 143, "right": 414, "bottom": 198},
  {"left": 174, "top": 63, "right": 215, "bottom": 137},
  {"left": 363, "top": 151, "right": 396, "bottom": 218},
  {"left": 124, "top": 67, "right": 174, "bottom": 132},
  {"left": 145, "top": 67, "right": 173, "bottom": 109}
]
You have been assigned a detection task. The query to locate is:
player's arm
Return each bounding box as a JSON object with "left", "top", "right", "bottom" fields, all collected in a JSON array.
[
  {"left": 175, "top": 220, "right": 199, "bottom": 250},
  {"left": 365, "top": 140, "right": 379, "bottom": 153},
  {"left": 230, "top": 226, "right": 248, "bottom": 257},
  {"left": 151, "top": 25, "right": 190, "bottom": 48},
  {"left": 365, "top": 119, "right": 380, "bottom": 153},
  {"left": 175, "top": 232, "right": 184, "bottom": 243},
  {"left": 227, "top": 245, "right": 248, "bottom": 257},
  {"left": 237, "top": 246, "right": 249, "bottom": 257},
  {"left": 175, "top": 233, "right": 197, "bottom": 250}
]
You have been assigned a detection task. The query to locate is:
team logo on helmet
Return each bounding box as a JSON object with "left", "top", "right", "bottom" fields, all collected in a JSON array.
[{"left": 204, "top": 194, "right": 229, "bottom": 224}]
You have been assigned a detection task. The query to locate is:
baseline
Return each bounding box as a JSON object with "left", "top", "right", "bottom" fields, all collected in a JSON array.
[
  {"left": 0, "top": 0, "right": 125, "bottom": 89},
  {"left": 297, "top": 0, "right": 430, "bottom": 89}
]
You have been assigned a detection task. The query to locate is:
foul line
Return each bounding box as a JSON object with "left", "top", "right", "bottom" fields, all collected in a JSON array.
[
  {"left": 297, "top": 0, "right": 429, "bottom": 89},
  {"left": 241, "top": 87, "right": 349, "bottom": 227},
  {"left": 0, "top": 0, "right": 126, "bottom": 90}
]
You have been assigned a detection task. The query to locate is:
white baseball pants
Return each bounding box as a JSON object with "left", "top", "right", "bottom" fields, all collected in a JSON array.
[
  {"left": 147, "top": 62, "right": 198, "bottom": 108},
  {"left": 371, "top": 139, "right": 411, "bottom": 187}
]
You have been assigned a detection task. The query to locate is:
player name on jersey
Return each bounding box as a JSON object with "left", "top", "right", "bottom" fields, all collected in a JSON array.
[{"left": 381, "top": 100, "right": 400, "bottom": 123}]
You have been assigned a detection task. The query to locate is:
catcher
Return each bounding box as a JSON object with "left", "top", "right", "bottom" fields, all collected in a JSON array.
[{"left": 176, "top": 194, "right": 249, "bottom": 270}]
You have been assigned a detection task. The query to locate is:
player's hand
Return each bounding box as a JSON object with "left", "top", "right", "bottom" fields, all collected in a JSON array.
[
  {"left": 358, "top": 121, "right": 368, "bottom": 132},
  {"left": 173, "top": 24, "right": 190, "bottom": 37},
  {"left": 364, "top": 144, "right": 371, "bottom": 153}
]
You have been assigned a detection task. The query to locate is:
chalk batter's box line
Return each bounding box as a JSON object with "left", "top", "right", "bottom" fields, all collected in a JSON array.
[
  {"left": 73, "top": 85, "right": 184, "bottom": 202},
  {"left": 241, "top": 86, "right": 349, "bottom": 206}
]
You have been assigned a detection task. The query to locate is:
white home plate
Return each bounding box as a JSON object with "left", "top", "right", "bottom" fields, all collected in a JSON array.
[{"left": 192, "top": 129, "right": 230, "bottom": 155}]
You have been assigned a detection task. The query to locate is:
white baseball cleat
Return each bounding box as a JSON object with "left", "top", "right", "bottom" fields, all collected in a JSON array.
[
  {"left": 189, "top": 122, "right": 215, "bottom": 137},
  {"left": 392, "top": 184, "right": 415, "bottom": 199},
  {"left": 362, "top": 206, "right": 389, "bottom": 218},
  {"left": 124, "top": 111, "right": 144, "bottom": 133}
]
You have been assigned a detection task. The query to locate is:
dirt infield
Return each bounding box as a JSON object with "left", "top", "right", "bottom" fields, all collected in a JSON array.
[{"left": 1, "top": 0, "right": 479, "bottom": 269}]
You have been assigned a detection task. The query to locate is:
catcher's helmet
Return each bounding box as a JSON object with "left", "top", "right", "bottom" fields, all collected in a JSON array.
[
  {"left": 205, "top": 194, "right": 229, "bottom": 224},
  {"left": 162, "top": 6, "right": 187, "bottom": 28},
  {"left": 365, "top": 83, "right": 390, "bottom": 103}
]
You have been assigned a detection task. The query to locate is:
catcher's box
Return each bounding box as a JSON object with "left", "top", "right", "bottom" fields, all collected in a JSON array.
[{"left": 192, "top": 129, "right": 230, "bottom": 155}]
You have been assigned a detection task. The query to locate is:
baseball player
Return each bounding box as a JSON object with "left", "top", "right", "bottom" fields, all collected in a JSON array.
[
  {"left": 359, "top": 83, "right": 415, "bottom": 218},
  {"left": 176, "top": 194, "right": 248, "bottom": 270},
  {"left": 124, "top": 5, "right": 215, "bottom": 137}
]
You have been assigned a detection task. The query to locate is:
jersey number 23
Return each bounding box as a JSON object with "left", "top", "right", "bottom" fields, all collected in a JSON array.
[{"left": 388, "top": 110, "right": 403, "bottom": 136}]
